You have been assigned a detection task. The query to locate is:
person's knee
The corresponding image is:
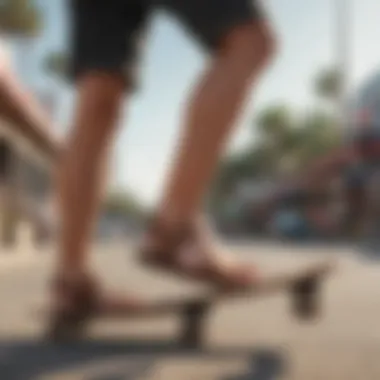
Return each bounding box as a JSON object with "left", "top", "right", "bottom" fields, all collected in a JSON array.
[
  {"left": 78, "top": 72, "right": 125, "bottom": 122},
  {"left": 219, "top": 21, "right": 277, "bottom": 73}
]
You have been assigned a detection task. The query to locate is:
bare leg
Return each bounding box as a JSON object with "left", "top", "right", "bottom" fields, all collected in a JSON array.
[
  {"left": 47, "top": 0, "right": 163, "bottom": 330},
  {"left": 143, "top": 22, "right": 276, "bottom": 289},
  {"left": 56, "top": 74, "right": 125, "bottom": 276},
  {"left": 48, "top": 73, "right": 149, "bottom": 332},
  {"left": 159, "top": 23, "right": 274, "bottom": 222}
]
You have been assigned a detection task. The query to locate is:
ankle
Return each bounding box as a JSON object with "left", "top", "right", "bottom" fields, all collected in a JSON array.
[
  {"left": 150, "top": 214, "right": 193, "bottom": 238},
  {"left": 142, "top": 215, "right": 194, "bottom": 255},
  {"left": 153, "top": 213, "right": 186, "bottom": 232},
  {"left": 53, "top": 266, "right": 90, "bottom": 284}
]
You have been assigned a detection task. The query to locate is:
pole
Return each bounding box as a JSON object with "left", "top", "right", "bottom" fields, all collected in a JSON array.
[{"left": 335, "top": 0, "right": 351, "bottom": 135}]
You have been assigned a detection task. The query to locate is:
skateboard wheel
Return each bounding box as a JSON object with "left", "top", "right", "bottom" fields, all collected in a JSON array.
[
  {"left": 180, "top": 300, "right": 210, "bottom": 348},
  {"left": 291, "top": 277, "right": 320, "bottom": 320},
  {"left": 46, "top": 317, "right": 87, "bottom": 342}
]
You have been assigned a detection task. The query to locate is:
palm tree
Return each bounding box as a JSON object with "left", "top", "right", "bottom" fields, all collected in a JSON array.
[
  {"left": 314, "top": 67, "right": 344, "bottom": 123},
  {"left": 255, "top": 104, "right": 297, "bottom": 175},
  {"left": 314, "top": 66, "right": 347, "bottom": 141},
  {"left": 256, "top": 104, "right": 293, "bottom": 141},
  {"left": 315, "top": 68, "right": 342, "bottom": 103},
  {"left": 294, "top": 110, "right": 340, "bottom": 169}
]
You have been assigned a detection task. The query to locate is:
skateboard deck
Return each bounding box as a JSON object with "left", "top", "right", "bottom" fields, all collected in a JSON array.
[{"left": 40, "top": 260, "right": 335, "bottom": 347}]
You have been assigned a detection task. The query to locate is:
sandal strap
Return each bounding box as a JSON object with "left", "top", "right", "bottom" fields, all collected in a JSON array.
[
  {"left": 144, "top": 216, "right": 195, "bottom": 254},
  {"left": 51, "top": 273, "right": 100, "bottom": 318},
  {"left": 142, "top": 216, "right": 215, "bottom": 273}
]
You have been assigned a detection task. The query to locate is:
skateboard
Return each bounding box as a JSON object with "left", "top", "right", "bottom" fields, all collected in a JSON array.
[{"left": 41, "top": 260, "right": 334, "bottom": 348}]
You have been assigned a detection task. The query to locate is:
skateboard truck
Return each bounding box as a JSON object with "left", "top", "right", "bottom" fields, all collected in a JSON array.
[
  {"left": 44, "top": 299, "right": 213, "bottom": 347},
  {"left": 46, "top": 313, "right": 89, "bottom": 342},
  {"left": 291, "top": 276, "right": 321, "bottom": 319},
  {"left": 179, "top": 300, "right": 211, "bottom": 348}
]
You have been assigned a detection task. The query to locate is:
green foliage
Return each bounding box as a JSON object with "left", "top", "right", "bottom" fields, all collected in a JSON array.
[
  {"left": 103, "top": 189, "right": 146, "bottom": 220},
  {"left": 256, "top": 104, "right": 294, "bottom": 142},
  {"left": 296, "top": 110, "right": 340, "bottom": 164},
  {"left": 0, "top": 0, "right": 41, "bottom": 36},
  {"left": 254, "top": 104, "right": 301, "bottom": 175},
  {"left": 211, "top": 66, "right": 345, "bottom": 207},
  {"left": 211, "top": 82, "right": 341, "bottom": 207},
  {"left": 314, "top": 67, "right": 342, "bottom": 100},
  {"left": 44, "top": 51, "right": 68, "bottom": 79}
]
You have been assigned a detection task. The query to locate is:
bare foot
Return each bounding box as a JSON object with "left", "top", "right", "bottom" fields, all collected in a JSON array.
[{"left": 140, "top": 216, "right": 258, "bottom": 291}]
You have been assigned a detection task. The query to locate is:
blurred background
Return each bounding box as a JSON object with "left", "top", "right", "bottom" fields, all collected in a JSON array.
[
  {"left": 2, "top": 0, "right": 380, "bottom": 246},
  {"left": 1, "top": 1, "right": 380, "bottom": 379}
]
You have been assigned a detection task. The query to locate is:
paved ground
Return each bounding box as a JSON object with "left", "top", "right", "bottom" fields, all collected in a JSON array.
[{"left": 1, "top": 241, "right": 380, "bottom": 380}]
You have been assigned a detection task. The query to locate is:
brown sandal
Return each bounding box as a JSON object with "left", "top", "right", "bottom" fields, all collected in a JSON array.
[
  {"left": 139, "top": 218, "right": 257, "bottom": 291},
  {"left": 47, "top": 273, "right": 145, "bottom": 340},
  {"left": 46, "top": 273, "right": 99, "bottom": 340}
]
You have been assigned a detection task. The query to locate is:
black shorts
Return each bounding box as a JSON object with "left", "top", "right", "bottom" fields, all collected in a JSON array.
[{"left": 68, "top": 0, "right": 265, "bottom": 88}]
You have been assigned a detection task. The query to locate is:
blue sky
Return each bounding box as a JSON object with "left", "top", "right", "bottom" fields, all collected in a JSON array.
[{"left": 9, "top": 0, "right": 380, "bottom": 205}]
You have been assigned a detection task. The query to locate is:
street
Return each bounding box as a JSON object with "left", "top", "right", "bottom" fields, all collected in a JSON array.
[{"left": 1, "top": 242, "right": 380, "bottom": 380}]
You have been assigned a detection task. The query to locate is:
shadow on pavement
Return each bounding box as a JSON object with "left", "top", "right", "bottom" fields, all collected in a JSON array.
[
  {"left": 223, "top": 350, "right": 286, "bottom": 380},
  {"left": 0, "top": 337, "right": 286, "bottom": 380}
]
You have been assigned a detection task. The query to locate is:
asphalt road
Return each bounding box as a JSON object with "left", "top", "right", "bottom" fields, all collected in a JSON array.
[{"left": 1, "top": 242, "right": 380, "bottom": 380}]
